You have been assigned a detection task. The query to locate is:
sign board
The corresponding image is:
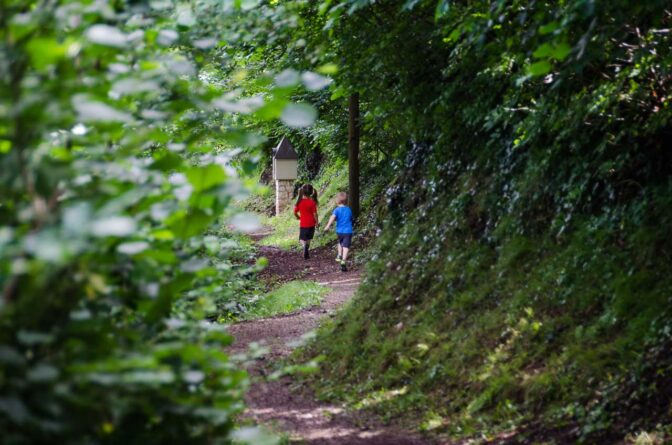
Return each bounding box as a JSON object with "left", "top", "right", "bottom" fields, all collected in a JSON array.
[{"left": 272, "top": 137, "right": 298, "bottom": 180}]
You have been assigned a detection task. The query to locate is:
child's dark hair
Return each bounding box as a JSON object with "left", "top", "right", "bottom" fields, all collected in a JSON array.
[
  {"left": 336, "top": 192, "right": 348, "bottom": 205},
  {"left": 296, "top": 183, "right": 318, "bottom": 205}
]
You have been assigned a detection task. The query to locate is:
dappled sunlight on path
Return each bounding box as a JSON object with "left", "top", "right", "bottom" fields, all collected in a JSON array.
[{"left": 227, "top": 232, "right": 432, "bottom": 444}]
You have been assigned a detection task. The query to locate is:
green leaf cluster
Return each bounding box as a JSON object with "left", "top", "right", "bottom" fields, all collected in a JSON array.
[{"left": 0, "top": 0, "right": 322, "bottom": 443}]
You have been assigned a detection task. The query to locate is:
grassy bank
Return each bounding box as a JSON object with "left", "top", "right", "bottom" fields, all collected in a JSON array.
[
  {"left": 299, "top": 193, "right": 672, "bottom": 443},
  {"left": 243, "top": 280, "right": 329, "bottom": 320}
]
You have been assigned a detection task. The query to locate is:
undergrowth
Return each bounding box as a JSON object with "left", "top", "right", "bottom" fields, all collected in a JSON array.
[
  {"left": 300, "top": 193, "right": 672, "bottom": 443},
  {"left": 172, "top": 220, "right": 266, "bottom": 322}
]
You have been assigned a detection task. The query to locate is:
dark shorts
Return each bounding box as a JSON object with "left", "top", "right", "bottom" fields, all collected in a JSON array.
[
  {"left": 299, "top": 226, "right": 315, "bottom": 241},
  {"left": 337, "top": 233, "right": 352, "bottom": 248}
]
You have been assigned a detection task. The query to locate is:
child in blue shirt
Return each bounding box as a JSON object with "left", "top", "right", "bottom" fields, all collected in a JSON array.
[{"left": 323, "top": 192, "right": 353, "bottom": 272}]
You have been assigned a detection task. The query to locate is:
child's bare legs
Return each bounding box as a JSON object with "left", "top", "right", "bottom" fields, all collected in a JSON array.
[
  {"left": 338, "top": 245, "right": 349, "bottom": 272},
  {"left": 301, "top": 239, "right": 311, "bottom": 259},
  {"left": 337, "top": 243, "right": 343, "bottom": 258}
]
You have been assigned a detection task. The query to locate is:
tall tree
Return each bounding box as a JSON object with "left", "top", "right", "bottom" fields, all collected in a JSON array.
[{"left": 348, "top": 92, "right": 360, "bottom": 220}]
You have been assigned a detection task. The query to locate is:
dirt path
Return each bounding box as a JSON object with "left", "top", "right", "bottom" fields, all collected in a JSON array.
[{"left": 228, "top": 234, "right": 432, "bottom": 445}]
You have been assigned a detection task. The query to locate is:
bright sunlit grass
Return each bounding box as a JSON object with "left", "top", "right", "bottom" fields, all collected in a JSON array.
[
  {"left": 244, "top": 280, "right": 330, "bottom": 320},
  {"left": 257, "top": 209, "right": 303, "bottom": 250}
]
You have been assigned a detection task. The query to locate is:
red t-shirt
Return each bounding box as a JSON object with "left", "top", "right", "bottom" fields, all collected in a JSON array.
[{"left": 294, "top": 198, "right": 318, "bottom": 228}]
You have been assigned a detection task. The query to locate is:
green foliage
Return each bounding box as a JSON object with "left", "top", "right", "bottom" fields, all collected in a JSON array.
[
  {"left": 290, "top": 0, "right": 672, "bottom": 442},
  {"left": 173, "top": 223, "right": 266, "bottom": 322},
  {"left": 2, "top": 0, "right": 671, "bottom": 442},
  {"left": 244, "top": 280, "right": 329, "bottom": 320}
]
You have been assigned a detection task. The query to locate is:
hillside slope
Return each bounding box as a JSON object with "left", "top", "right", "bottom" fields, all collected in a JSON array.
[{"left": 293, "top": 0, "right": 672, "bottom": 443}]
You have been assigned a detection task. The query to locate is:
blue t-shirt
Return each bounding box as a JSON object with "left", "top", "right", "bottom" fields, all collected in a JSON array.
[{"left": 332, "top": 206, "right": 353, "bottom": 234}]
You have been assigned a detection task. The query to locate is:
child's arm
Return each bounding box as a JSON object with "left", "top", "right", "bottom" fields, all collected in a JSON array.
[
  {"left": 323, "top": 214, "right": 336, "bottom": 231},
  {"left": 314, "top": 208, "right": 319, "bottom": 226},
  {"left": 294, "top": 206, "right": 300, "bottom": 220}
]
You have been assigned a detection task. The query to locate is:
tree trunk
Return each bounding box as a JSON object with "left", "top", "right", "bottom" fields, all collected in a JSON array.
[{"left": 348, "top": 92, "right": 360, "bottom": 221}]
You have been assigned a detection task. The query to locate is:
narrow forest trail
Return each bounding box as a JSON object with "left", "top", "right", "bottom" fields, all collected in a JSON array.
[{"left": 227, "top": 230, "right": 433, "bottom": 445}]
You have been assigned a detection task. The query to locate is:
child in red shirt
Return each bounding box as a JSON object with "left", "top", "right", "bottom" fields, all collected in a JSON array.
[{"left": 294, "top": 184, "right": 319, "bottom": 259}]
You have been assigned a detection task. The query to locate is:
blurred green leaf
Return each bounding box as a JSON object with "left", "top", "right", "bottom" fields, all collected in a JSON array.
[
  {"left": 90, "top": 216, "right": 136, "bottom": 237},
  {"left": 539, "top": 21, "right": 560, "bottom": 35},
  {"left": 534, "top": 42, "right": 572, "bottom": 61},
  {"left": 26, "top": 38, "right": 68, "bottom": 70},
  {"left": 72, "top": 96, "right": 133, "bottom": 123},
  {"left": 150, "top": 152, "right": 183, "bottom": 171},
  {"left": 301, "top": 71, "right": 332, "bottom": 91},
  {"left": 280, "top": 103, "right": 317, "bottom": 128},
  {"left": 117, "top": 241, "right": 150, "bottom": 255},
  {"left": 317, "top": 63, "right": 338, "bottom": 74},
  {"left": 17, "top": 331, "right": 54, "bottom": 346},
  {"left": 167, "top": 209, "right": 216, "bottom": 238},
  {"left": 527, "top": 60, "right": 552, "bottom": 76},
  {"left": 85, "top": 24, "right": 128, "bottom": 47},
  {"left": 185, "top": 164, "right": 226, "bottom": 192},
  {"left": 27, "top": 364, "right": 59, "bottom": 383}
]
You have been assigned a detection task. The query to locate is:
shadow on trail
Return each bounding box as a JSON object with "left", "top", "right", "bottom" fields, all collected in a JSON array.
[{"left": 227, "top": 230, "right": 432, "bottom": 445}]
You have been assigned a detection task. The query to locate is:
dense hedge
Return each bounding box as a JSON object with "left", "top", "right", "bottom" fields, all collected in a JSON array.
[{"left": 0, "top": 1, "right": 315, "bottom": 443}]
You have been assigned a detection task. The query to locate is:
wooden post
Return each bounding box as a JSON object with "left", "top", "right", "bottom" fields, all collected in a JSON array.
[{"left": 348, "top": 92, "right": 360, "bottom": 221}]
